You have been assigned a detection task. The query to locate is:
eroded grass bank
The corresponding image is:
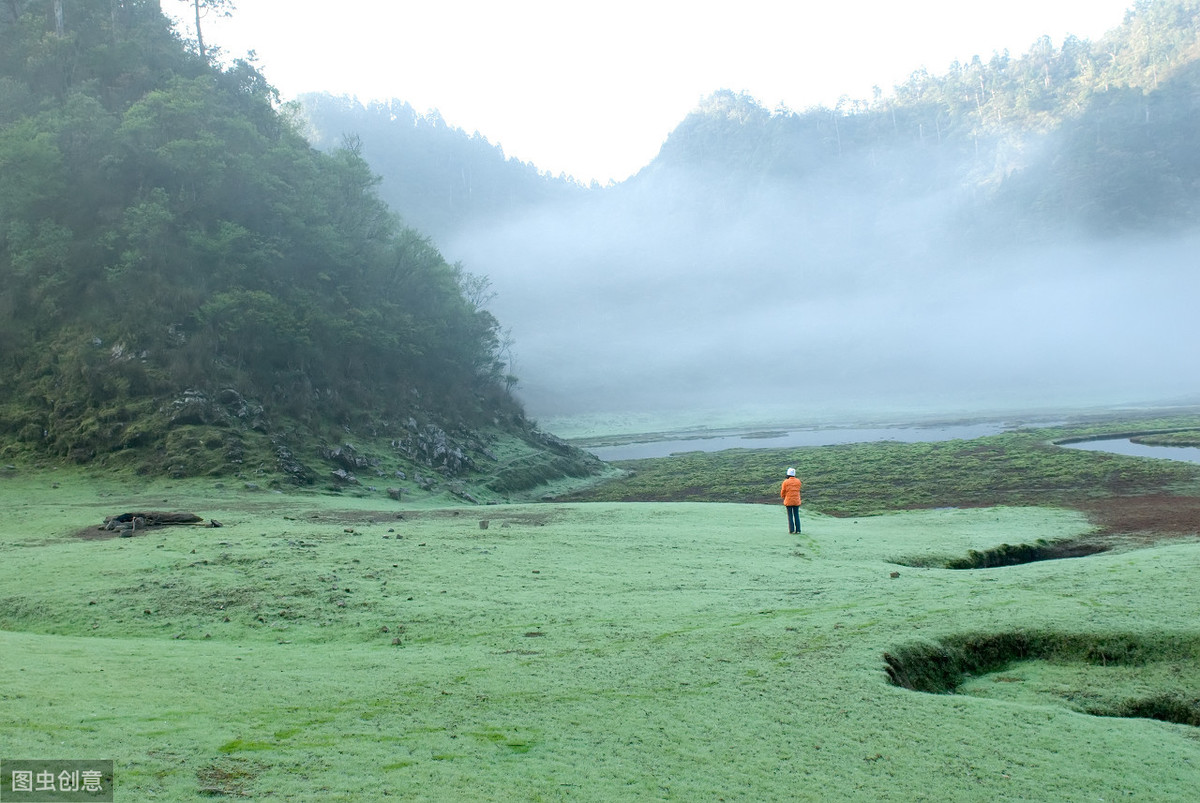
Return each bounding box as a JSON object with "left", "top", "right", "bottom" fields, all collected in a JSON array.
[{"left": 2, "top": 474, "right": 1199, "bottom": 800}]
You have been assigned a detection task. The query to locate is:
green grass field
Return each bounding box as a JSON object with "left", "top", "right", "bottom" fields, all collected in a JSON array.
[{"left": 3, "top": 424, "right": 1200, "bottom": 800}]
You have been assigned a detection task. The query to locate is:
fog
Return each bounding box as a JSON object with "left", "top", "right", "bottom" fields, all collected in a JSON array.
[{"left": 444, "top": 161, "right": 1200, "bottom": 424}]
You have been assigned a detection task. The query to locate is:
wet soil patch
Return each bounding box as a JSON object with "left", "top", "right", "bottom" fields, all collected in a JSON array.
[
  {"left": 885, "top": 630, "right": 1200, "bottom": 727},
  {"left": 305, "top": 508, "right": 565, "bottom": 528},
  {"left": 74, "top": 521, "right": 212, "bottom": 541},
  {"left": 197, "top": 759, "right": 261, "bottom": 797},
  {"left": 1079, "top": 494, "right": 1200, "bottom": 540},
  {"left": 894, "top": 494, "right": 1200, "bottom": 567},
  {"left": 75, "top": 526, "right": 121, "bottom": 541}
]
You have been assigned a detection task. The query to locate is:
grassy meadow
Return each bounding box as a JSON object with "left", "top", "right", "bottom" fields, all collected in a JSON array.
[{"left": 3, "top": 418, "right": 1200, "bottom": 800}]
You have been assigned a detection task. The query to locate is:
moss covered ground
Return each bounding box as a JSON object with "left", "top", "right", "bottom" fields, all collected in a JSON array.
[
  {"left": 3, "top": 439, "right": 1200, "bottom": 800},
  {"left": 559, "top": 416, "right": 1200, "bottom": 515}
]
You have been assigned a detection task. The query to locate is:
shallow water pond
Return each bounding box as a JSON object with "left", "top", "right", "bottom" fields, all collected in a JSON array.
[{"left": 1061, "top": 438, "right": 1200, "bottom": 465}]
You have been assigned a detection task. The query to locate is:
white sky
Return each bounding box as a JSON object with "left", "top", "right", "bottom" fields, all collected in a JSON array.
[{"left": 166, "top": 0, "right": 1135, "bottom": 184}]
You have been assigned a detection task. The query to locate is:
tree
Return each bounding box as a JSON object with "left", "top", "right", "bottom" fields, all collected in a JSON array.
[{"left": 179, "top": 0, "right": 234, "bottom": 62}]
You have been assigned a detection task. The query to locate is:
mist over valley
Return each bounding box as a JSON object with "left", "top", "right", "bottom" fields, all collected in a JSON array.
[
  {"left": 303, "top": 7, "right": 1200, "bottom": 428},
  {"left": 443, "top": 159, "right": 1200, "bottom": 423}
]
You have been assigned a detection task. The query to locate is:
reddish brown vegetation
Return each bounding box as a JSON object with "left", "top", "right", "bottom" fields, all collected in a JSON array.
[{"left": 1080, "top": 494, "right": 1200, "bottom": 539}]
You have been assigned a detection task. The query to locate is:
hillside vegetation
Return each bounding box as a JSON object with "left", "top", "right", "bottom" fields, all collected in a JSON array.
[
  {"left": 0, "top": 0, "right": 600, "bottom": 491},
  {"left": 560, "top": 415, "right": 1200, "bottom": 514},
  {"left": 298, "top": 93, "right": 585, "bottom": 247},
  {"left": 646, "top": 1, "right": 1200, "bottom": 235}
]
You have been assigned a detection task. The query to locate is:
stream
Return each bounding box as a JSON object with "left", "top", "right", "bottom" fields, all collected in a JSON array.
[{"left": 585, "top": 424, "right": 1200, "bottom": 465}]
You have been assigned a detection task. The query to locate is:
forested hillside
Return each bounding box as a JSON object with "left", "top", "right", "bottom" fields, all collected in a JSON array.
[
  {"left": 298, "top": 93, "right": 584, "bottom": 246},
  {"left": 643, "top": 0, "right": 1200, "bottom": 237},
  {"left": 0, "top": 0, "right": 599, "bottom": 491}
]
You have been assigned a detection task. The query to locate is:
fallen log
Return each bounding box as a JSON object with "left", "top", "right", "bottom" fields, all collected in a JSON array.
[
  {"left": 101, "top": 512, "right": 206, "bottom": 535},
  {"left": 105, "top": 511, "right": 204, "bottom": 527}
]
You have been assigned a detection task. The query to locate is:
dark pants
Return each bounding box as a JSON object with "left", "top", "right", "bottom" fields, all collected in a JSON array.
[{"left": 786, "top": 505, "right": 801, "bottom": 533}]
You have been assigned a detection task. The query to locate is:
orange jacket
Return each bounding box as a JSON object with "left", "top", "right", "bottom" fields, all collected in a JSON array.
[{"left": 780, "top": 476, "right": 802, "bottom": 506}]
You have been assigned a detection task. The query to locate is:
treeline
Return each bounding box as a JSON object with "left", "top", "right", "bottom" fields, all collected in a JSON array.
[
  {"left": 299, "top": 93, "right": 584, "bottom": 245},
  {"left": 298, "top": 1, "right": 1200, "bottom": 245},
  {"left": 0, "top": 0, "right": 520, "bottom": 462},
  {"left": 644, "top": 0, "right": 1200, "bottom": 237}
]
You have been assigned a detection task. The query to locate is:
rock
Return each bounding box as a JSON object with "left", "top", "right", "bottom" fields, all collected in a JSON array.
[
  {"left": 448, "top": 483, "right": 480, "bottom": 504},
  {"left": 331, "top": 468, "right": 358, "bottom": 484},
  {"left": 274, "top": 439, "right": 315, "bottom": 484},
  {"left": 391, "top": 424, "right": 477, "bottom": 476},
  {"left": 322, "top": 444, "right": 370, "bottom": 471}
]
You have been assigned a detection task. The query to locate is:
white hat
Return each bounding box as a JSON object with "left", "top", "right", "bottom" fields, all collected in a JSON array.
[{"left": 786, "top": 467, "right": 796, "bottom": 476}]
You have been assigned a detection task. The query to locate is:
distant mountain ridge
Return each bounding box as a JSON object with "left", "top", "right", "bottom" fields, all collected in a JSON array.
[
  {"left": 305, "top": 0, "right": 1200, "bottom": 418},
  {"left": 639, "top": 0, "right": 1200, "bottom": 239},
  {"left": 303, "top": 0, "right": 1200, "bottom": 246}
]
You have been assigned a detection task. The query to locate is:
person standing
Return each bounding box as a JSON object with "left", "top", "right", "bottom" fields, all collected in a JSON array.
[{"left": 780, "top": 467, "right": 802, "bottom": 534}]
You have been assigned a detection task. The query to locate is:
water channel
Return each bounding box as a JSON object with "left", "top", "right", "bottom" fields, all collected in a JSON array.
[
  {"left": 585, "top": 422, "right": 1012, "bottom": 461},
  {"left": 585, "top": 424, "right": 1200, "bottom": 465}
]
